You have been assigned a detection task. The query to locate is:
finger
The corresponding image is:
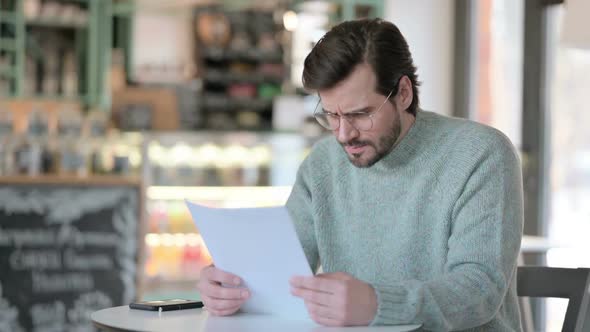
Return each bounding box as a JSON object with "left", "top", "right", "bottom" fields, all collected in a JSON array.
[
  {"left": 206, "top": 304, "right": 241, "bottom": 316},
  {"left": 200, "top": 281, "right": 249, "bottom": 300},
  {"left": 291, "top": 286, "right": 335, "bottom": 307},
  {"left": 197, "top": 272, "right": 218, "bottom": 290},
  {"left": 201, "top": 264, "right": 214, "bottom": 275},
  {"left": 201, "top": 294, "right": 246, "bottom": 311},
  {"left": 204, "top": 267, "right": 242, "bottom": 286},
  {"left": 304, "top": 300, "right": 341, "bottom": 321},
  {"left": 200, "top": 265, "right": 218, "bottom": 284},
  {"left": 290, "top": 276, "right": 343, "bottom": 294},
  {"left": 309, "top": 312, "right": 346, "bottom": 327}
]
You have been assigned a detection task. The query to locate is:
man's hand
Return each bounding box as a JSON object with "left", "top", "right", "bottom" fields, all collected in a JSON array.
[
  {"left": 197, "top": 265, "right": 250, "bottom": 316},
  {"left": 289, "top": 272, "right": 378, "bottom": 326}
]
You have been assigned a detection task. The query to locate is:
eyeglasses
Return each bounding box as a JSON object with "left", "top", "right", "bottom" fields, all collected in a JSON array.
[{"left": 313, "top": 87, "right": 396, "bottom": 131}]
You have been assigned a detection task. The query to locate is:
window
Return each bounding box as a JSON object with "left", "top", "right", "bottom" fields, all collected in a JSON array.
[
  {"left": 545, "top": 5, "right": 590, "bottom": 331},
  {"left": 472, "top": 0, "right": 524, "bottom": 148}
]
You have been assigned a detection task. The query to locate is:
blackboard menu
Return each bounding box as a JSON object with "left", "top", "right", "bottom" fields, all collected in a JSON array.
[{"left": 0, "top": 179, "right": 141, "bottom": 332}]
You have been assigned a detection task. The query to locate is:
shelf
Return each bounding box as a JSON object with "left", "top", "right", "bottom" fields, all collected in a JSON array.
[
  {"left": 143, "top": 130, "right": 296, "bottom": 141},
  {"left": 26, "top": 17, "right": 87, "bottom": 29},
  {"left": 0, "top": 175, "right": 141, "bottom": 186},
  {"left": 7, "top": 94, "right": 86, "bottom": 102},
  {"left": 203, "top": 70, "right": 283, "bottom": 85},
  {"left": 147, "top": 186, "right": 292, "bottom": 204},
  {"left": 202, "top": 94, "right": 273, "bottom": 112},
  {"left": 202, "top": 48, "right": 283, "bottom": 63}
]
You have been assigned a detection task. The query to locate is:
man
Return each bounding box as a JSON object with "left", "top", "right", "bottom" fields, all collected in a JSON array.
[{"left": 198, "top": 18, "right": 523, "bottom": 331}]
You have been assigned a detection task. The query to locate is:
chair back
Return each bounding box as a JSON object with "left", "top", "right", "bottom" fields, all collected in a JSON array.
[{"left": 517, "top": 266, "right": 590, "bottom": 332}]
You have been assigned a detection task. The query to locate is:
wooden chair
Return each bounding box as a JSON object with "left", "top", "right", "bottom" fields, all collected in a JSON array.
[{"left": 517, "top": 266, "right": 590, "bottom": 332}]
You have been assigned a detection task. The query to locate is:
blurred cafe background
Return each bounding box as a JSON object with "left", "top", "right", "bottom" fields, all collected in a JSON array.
[{"left": 0, "top": 0, "right": 588, "bottom": 331}]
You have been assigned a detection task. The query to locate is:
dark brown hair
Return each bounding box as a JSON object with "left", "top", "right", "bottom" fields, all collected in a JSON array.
[{"left": 302, "top": 18, "right": 420, "bottom": 115}]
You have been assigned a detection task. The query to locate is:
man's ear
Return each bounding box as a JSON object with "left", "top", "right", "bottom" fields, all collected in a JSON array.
[{"left": 396, "top": 76, "right": 413, "bottom": 111}]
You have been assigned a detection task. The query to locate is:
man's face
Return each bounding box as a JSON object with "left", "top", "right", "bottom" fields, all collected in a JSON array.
[{"left": 318, "top": 63, "right": 404, "bottom": 168}]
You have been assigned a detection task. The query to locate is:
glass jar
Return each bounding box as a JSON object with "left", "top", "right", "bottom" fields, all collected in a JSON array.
[
  {"left": 14, "top": 107, "right": 53, "bottom": 176},
  {"left": 56, "top": 108, "right": 87, "bottom": 176}
]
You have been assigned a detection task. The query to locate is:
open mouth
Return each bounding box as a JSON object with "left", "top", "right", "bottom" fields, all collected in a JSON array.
[{"left": 345, "top": 144, "right": 367, "bottom": 155}]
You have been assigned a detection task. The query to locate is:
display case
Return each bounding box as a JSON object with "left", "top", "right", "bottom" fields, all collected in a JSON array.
[
  {"left": 134, "top": 131, "right": 318, "bottom": 300},
  {"left": 0, "top": 108, "right": 319, "bottom": 299}
]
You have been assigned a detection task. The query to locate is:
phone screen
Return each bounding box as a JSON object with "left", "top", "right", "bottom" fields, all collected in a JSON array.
[{"left": 129, "top": 299, "right": 204, "bottom": 311}]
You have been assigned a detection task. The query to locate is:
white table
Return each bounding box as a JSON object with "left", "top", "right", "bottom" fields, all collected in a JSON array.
[
  {"left": 92, "top": 238, "right": 553, "bottom": 332},
  {"left": 91, "top": 306, "right": 422, "bottom": 332}
]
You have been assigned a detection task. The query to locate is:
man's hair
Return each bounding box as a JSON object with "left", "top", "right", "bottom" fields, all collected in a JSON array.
[{"left": 302, "top": 18, "right": 420, "bottom": 115}]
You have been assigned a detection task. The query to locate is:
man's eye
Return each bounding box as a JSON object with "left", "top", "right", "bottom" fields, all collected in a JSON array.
[{"left": 348, "top": 112, "right": 370, "bottom": 119}]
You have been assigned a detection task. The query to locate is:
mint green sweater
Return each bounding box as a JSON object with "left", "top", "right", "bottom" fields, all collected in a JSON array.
[{"left": 286, "top": 111, "right": 523, "bottom": 331}]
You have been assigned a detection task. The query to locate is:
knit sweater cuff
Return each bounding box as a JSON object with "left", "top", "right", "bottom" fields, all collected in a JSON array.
[{"left": 370, "top": 283, "right": 419, "bottom": 326}]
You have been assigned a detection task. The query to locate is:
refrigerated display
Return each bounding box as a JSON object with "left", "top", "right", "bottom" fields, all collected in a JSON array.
[{"left": 136, "top": 131, "right": 316, "bottom": 299}]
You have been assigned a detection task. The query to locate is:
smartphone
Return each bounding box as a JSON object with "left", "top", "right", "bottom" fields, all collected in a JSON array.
[{"left": 129, "top": 299, "right": 204, "bottom": 311}]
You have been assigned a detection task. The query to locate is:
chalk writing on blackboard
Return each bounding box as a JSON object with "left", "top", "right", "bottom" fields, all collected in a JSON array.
[
  {"left": 0, "top": 281, "right": 25, "bottom": 332},
  {"left": 0, "top": 185, "right": 139, "bottom": 332}
]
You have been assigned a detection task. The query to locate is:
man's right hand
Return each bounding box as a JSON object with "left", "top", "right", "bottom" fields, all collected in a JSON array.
[{"left": 197, "top": 265, "right": 250, "bottom": 316}]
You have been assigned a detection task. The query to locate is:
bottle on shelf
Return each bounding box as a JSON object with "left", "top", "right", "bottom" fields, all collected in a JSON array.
[
  {"left": 42, "top": 43, "right": 60, "bottom": 96},
  {"left": 250, "top": 144, "right": 272, "bottom": 186},
  {"left": 86, "top": 110, "right": 110, "bottom": 175},
  {"left": 197, "top": 143, "right": 223, "bottom": 187},
  {"left": 13, "top": 107, "right": 53, "bottom": 176},
  {"left": 144, "top": 199, "right": 212, "bottom": 281},
  {"left": 56, "top": 108, "right": 87, "bottom": 176},
  {"left": 62, "top": 51, "right": 78, "bottom": 98},
  {"left": 24, "top": 55, "right": 37, "bottom": 96},
  {"left": 217, "top": 144, "right": 249, "bottom": 187},
  {"left": 110, "top": 49, "right": 126, "bottom": 92}
]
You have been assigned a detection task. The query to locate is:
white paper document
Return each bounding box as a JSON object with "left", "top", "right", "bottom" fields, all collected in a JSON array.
[{"left": 185, "top": 201, "right": 313, "bottom": 320}]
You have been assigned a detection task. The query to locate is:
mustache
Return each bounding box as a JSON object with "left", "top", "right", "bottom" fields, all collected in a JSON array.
[{"left": 342, "top": 140, "right": 370, "bottom": 147}]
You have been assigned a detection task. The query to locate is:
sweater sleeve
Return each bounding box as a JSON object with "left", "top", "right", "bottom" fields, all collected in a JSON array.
[
  {"left": 286, "top": 158, "right": 320, "bottom": 273},
  {"left": 370, "top": 136, "right": 524, "bottom": 330}
]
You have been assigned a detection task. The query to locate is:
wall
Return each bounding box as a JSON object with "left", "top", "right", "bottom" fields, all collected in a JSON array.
[
  {"left": 384, "top": 1, "right": 454, "bottom": 116},
  {"left": 132, "top": 11, "right": 195, "bottom": 83}
]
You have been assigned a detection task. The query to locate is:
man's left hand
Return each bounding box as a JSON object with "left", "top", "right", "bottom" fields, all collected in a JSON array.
[{"left": 289, "top": 272, "right": 378, "bottom": 326}]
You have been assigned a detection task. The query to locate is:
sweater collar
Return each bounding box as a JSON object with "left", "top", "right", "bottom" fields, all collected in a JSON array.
[{"left": 363, "top": 110, "right": 434, "bottom": 171}]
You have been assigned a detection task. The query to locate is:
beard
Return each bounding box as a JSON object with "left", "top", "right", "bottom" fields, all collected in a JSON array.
[{"left": 341, "top": 111, "right": 402, "bottom": 168}]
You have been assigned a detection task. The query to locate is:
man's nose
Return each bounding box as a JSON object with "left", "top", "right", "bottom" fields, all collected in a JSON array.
[{"left": 336, "top": 117, "right": 359, "bottom": 143}]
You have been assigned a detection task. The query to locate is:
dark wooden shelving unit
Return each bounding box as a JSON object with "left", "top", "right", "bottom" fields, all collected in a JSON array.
[{"left": 194, "top": 7, "right": 286, "bottom": 131}]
